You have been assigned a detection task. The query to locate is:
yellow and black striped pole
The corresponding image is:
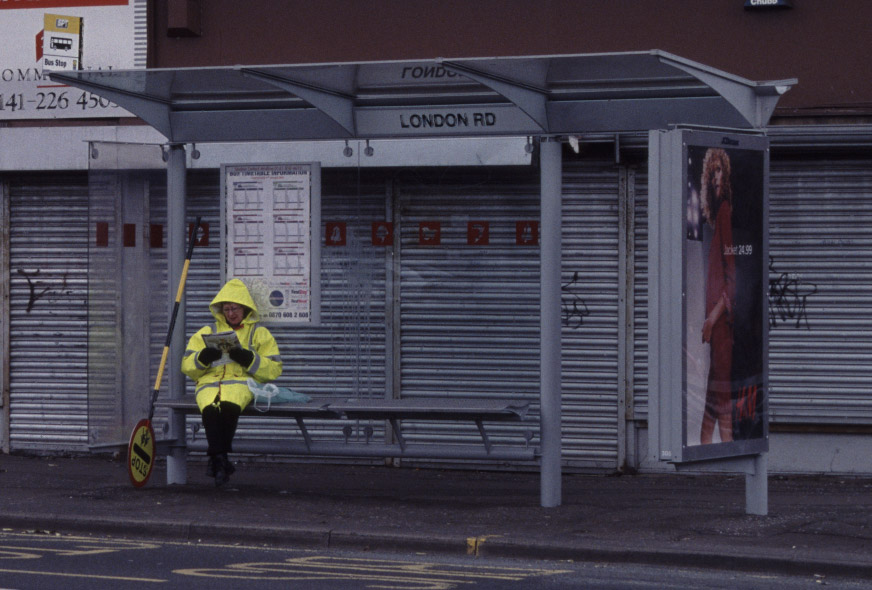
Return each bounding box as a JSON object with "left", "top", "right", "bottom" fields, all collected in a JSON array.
[
  {"left": 129, "top": 216, "right": 200, "bottom": 488},
  {"left": 148, "top": 217, "right": 200, "bottom": 421},
  {"left": 148, "top": 216, "right": 201, "bottom": 421}
]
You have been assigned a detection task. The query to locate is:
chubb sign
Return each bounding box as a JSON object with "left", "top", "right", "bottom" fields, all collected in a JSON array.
[{"left": 744, "top": 0, "right": 792, "bottom": 8}]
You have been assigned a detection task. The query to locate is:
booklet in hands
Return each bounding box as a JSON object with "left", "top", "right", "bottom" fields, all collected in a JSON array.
[{"left": 202, "top": 330, "right": 241, "bottom": 366}]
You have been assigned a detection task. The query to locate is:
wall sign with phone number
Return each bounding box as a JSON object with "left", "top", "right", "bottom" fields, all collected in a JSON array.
[
  {"left": 0, "top": 89, "right": 118, "bottom": 113},
  {"left": 0, "top": 82, "right": 129, "bottom": 119}
]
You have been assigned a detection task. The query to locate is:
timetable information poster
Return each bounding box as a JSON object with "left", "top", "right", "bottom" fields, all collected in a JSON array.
[{"left": 222, "top": 163, "right": 319, "bottom": 324}]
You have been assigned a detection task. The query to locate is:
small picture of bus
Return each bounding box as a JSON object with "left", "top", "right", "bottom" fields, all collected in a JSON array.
[{"left": 50, "top": 37, "right": 73, "bottom": 51}]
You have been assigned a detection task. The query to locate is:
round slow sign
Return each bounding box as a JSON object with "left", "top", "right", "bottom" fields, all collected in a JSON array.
[{"left": 127, "top": 418, "right": 156, "bottom": 488}]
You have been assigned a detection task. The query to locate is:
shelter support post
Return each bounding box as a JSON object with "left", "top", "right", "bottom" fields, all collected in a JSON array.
[
  {"left": 746, "top": 452, "right": 768, "bottom": 516},
  {"left": 676, "top": 453, "right": 769, "bottom": 516},
  {"left": 540, "top": 138, "right": 562, "bottom": 508},
  {"left": 166, "top": 143, "right": 189, "bottom": 485}
]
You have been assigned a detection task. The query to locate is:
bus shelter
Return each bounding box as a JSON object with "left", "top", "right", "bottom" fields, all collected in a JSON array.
[{"left": 52, "top": 51, "right": 794, "bottom": 508}]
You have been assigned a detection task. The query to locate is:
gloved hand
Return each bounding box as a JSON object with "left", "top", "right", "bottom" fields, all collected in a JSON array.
[
  {"left": 198, "top": 347, "right": 222, "bottom": 365},
  {"left": 228, "top": 346, "right": 254, "bottom": 368}
]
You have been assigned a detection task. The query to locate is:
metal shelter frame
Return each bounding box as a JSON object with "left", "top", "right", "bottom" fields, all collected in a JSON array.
[{"left": 51, "top": 50, "right": 795, "bottom": 508}]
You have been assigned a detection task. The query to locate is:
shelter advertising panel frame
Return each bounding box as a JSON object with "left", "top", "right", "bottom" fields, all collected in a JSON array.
[
  {"left": 220, "top": 162, "right": 321, "bottom": 326},
  {"left": 649, "top": 129, "right": 769, "bottom": 464}
]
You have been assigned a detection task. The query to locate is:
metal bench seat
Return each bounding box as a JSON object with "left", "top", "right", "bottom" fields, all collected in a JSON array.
[
  {"left": 154, "top": 398, "right": 340, "bottom": 450},
  {"left": 330, "top": 398, "right": 530, "bottom": 453},
  {"left": 155, "top": 396, "right": 533, "bottom": 462}
]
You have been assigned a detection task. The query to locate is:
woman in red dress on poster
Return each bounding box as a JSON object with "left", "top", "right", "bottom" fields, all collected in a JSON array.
[{"left": 700, "top": 148, "right": 736, "bottom": 444}]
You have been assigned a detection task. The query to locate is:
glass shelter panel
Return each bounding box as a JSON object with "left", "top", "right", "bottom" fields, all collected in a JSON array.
[{"left": 87, "top": 142, "right": 166, "bottom": 448}]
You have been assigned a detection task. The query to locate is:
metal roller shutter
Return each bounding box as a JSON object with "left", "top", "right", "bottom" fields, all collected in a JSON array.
[
  {"left": 633, "top": 170, "right": 650, "bottom": 423},
  {"left": 9, "top": 173, "right": 90, "bottom": 451},
  {"left": 397, "top": 168, "right": 540, "bottom": 457},
  {"left": 768, "top": 159, "right": 872, "bottom": 424},
  {"left": 396, "top": 164, "right": 622, "bottom": 468},
  {"left": 562, "top": 160, "right": 621, "bottom": 468}
]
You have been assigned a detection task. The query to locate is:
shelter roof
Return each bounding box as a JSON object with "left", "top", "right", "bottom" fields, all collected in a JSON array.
[{"left": 50, "top": 51, "right": 796, "bottom": 143}]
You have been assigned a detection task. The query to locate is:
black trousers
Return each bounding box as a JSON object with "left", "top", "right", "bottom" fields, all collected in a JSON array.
[{"left": 201, "top": 401, "right": 242, "bottom": 456}]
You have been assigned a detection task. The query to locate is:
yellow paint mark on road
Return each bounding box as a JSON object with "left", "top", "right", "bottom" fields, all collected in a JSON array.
[
  {"left": 465, "top": 535, "right": 502, "bottom": 556},
  {"left": 0, "top": 548, "right": 41, "bottom": 560},
  {"left": 0, "top": 540, "right": 160, "bottom": 558},
  {"left": 0, "top": 568, "right": 166, "bottom": 583},
  {"left": 176, "top": 555, "right": 570, "bottom": 589}
]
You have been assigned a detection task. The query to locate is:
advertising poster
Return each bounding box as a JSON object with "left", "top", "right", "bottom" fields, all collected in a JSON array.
[
  {"left": 683, "top": 134, "right": 768, "bottom": 460},
  {"left": 222, "top": 163, "right": 320, "bottom": 325},
  {"left": 0, "top": 0, "right": 142, "bottom": 120}
]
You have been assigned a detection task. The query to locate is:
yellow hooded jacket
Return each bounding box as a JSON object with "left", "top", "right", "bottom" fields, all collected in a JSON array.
[{"left": 181, "top": 279, "right": 283, "bottom": 411}]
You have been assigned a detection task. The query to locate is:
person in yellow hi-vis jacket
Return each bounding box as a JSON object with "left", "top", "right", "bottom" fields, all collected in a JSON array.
[{"left": 182, "top": 279, "right": 282, "bottom": 487}]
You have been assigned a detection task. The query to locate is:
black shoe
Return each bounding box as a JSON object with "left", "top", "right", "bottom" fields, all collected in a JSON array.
[
  {"left": 206, "top": 456, "right": 217, "bottom": 478},
  {"left": 220, "top": 453, "right": 236, "bottom": 476},
  {"left": 214, "top": 460, "right": 229, "bottom": 487}
]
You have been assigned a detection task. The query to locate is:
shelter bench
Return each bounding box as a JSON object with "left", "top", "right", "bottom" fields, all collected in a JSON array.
[
  {"left": 153, "top": 397, "right": 535, "bottom": 477},
  {"left": 155, "top": 398, "right": 341, "bottom": 452}
]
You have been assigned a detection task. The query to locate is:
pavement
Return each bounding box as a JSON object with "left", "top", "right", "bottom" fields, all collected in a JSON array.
[{"left": 1, "top": 452, "right": 872, "bottom": 577}]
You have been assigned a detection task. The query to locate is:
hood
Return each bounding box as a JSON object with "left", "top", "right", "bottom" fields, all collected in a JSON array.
[{"left": 209, "top": 279, "right": 260, "bottom": 324}]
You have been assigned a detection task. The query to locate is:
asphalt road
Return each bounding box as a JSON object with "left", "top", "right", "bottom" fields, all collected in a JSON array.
[{"left": 1, "top": 530, "right": 871, "bottom": 590}]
